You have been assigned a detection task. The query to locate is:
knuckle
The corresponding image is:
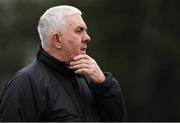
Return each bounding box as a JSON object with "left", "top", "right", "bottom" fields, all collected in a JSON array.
[{"left": 90, "top": 59, "right": 95, "bottom": 64}]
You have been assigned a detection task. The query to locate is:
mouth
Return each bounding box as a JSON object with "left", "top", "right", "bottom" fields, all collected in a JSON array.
[{"left": 80, "top": 47, "right": 87, "bottom": 54}]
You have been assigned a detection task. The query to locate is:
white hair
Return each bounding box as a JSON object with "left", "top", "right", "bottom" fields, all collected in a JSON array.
[{"left": 37, "top": 5, "right": 82, "bottom": 46}]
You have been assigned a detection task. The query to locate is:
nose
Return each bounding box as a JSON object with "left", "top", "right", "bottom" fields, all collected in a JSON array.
[{"left": 82, "top": 32, "right": 91, "bottom": 43}]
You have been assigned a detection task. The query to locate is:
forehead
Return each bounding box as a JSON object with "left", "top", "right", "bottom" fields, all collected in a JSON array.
[{"left": 65, "top": 14, "right": 87, "bottom": 29}]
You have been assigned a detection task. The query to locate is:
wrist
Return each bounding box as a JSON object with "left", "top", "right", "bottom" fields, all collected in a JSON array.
[{"left": 91, "top": 72, "right": 105, "bottom": 85}]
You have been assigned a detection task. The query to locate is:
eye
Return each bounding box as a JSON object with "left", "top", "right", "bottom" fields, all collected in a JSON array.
[{"left": 75, "top": 27, "right": 84, "bottom": 33}]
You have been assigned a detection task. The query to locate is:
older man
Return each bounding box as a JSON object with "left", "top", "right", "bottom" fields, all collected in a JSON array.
[{"left": 0, "top": 5, "right": 126, "bottom": 121}]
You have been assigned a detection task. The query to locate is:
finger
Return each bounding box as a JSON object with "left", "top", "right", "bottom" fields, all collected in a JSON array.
[
  {"left": 75, "top": 68, "right": 90, "bottom": 75},
  {"left": 73, "top": 54, "right": 92, "bottom": 61},
  {"left": 70, "top": 59, "right": 90, "bottom": 66},
  {"left": 69, "top": 63, "right": 91, "bottom": 70}
]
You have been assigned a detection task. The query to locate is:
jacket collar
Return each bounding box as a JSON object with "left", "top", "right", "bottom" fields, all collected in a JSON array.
[{"left": 36, "top": 46, "right": 75, "bottom": 76}]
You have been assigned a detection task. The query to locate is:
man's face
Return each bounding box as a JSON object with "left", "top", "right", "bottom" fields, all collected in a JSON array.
[{"left": 59, "top": 14, "right": 91, "bottom": 63}]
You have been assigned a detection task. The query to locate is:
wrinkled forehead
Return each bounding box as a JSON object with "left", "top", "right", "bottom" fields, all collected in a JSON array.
[{"left": 64, "top": 14, "right": 87, "bottom": 29}]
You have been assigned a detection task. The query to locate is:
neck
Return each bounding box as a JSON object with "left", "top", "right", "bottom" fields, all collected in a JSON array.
[{"left": 42, "top": 45, "right": 69, "bottom": 64}]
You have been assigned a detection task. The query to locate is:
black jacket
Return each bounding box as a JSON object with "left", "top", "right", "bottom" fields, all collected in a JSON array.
[{"left": 0, "top": 47, "right": 126, "bottom": 121}]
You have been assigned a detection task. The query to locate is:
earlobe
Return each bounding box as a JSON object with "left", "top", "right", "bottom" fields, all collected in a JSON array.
[
  {"left": 52, "top": 32, "right": 62, "bottom": 49},
  {"left": 56, "top": 36, "right": 62, "bottom": 49},
  {"left": 56, "top": 42, "right": 61, "bottom": 49}
]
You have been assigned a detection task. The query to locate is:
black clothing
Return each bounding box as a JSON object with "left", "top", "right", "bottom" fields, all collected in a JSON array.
[{"left": 0, "top": 47, "right": 126, "bottom": 121}]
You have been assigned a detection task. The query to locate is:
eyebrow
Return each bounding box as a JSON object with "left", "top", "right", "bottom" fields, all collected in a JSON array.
[{"left": 76, "top": 26, "right": 87, "bottom": 31}]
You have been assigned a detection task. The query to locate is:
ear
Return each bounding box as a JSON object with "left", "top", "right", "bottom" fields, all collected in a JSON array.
[{"left": 51, "top": 32, "right": 62, "bottom": 49}]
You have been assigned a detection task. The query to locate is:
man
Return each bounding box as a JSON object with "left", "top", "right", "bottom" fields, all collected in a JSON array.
[{"left": 0, "top": 5, "right": 126, "bottom": 121}]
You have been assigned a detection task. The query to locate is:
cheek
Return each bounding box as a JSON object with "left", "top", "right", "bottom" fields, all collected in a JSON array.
[
  {"left": 71, "top": 42, "right": 81, "bottom": 52},
  {"left": 62, "top": 34, "right": 82, "bottom": 55},
  {"left": 65, "top": 39, "right": 81, "bottom": 55},
  {"left": 69, "top": 37, "right": 82, "bottom": 50}
]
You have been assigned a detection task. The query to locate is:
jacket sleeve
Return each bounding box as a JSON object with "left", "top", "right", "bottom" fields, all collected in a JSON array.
[
  {"left": 90, "top": 72, "right": 127, "bottom": 121},
  {"left": 0, "top": 72, "right": 47, "bottom": 121}
]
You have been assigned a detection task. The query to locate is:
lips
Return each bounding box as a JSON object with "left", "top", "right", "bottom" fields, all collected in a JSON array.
[
  {"left": 80, "top": 47, "right": 87, "bottom": 54},
  {"left": 81, "top": 47, "right": 86, "bottom": 51}
]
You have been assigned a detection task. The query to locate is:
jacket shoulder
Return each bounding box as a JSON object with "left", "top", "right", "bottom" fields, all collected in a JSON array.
[
  {"left": 19, "top": 59, "right": 49, "bottom": 78},
  {"left": 0, "top": 59, "right": 50, "bottom": 121},
  {"left": 2, "top": 59, "right": 50, "bottom": 93}
]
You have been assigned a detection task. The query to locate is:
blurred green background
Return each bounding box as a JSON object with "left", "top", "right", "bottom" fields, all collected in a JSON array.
[{"left": 0, "top": 0, "right": 180, "bottom": 121}]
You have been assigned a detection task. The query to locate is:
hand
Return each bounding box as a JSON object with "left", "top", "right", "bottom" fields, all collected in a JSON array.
[{"left": 69, "top": 54, "right": 105, "bottom": 84}]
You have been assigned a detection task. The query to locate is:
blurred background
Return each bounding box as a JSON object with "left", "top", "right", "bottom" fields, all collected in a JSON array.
[{"left": 0, "top": 0, "right": 180, "bottom": 121}]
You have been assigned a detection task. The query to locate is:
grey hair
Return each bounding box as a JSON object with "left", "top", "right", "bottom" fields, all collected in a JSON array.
[{"left": 37, "top": 5, "right": 82, "bottom": 46}]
